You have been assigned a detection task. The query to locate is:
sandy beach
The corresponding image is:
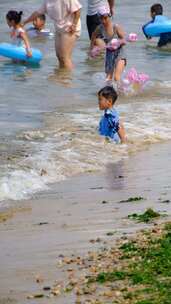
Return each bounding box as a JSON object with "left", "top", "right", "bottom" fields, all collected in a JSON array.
[{"left": 0, "top": 140, "right": 171, "bottom": 303}]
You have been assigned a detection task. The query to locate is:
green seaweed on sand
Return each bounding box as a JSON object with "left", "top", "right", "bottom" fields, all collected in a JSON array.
[
  {"left": 87, "top": 223, "right": 171, "bottom": 303},
  {"left": 135, "top": 301, "right": 154, "bottom": 304},
  {"left": 106, "top": 231, "right": 116, "bottom": 236},
  {"left": 96, "top": 271, "right": 127, "bottom": 283},
  {"left": 128, "top": 208, "right": 162, "bottom": 223},
  {"left": 119, "top": 197, "right": 144, "bottom": 203},
  {"left": 119, "top": 241, "right": 138, "bottom": 258},
  {"left": 48, "top": 223, "right": 171, "bottom": 304}
]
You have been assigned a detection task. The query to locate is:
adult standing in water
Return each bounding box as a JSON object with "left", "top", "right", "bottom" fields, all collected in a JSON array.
[
  {"left": 87, "top": 0, "right": 115, "bottom": 40},
  {"left": 23, "top": 0, "right": 82, "bottom": 70}
]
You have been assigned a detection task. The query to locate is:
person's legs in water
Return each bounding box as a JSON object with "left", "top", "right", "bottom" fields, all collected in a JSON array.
[
  {"left": 86, "top": 14, "right": 100, "bottom": 39},
  {"left": 55, "top": 32, "right": 77, "bottom": 69},
  {"left": 114, "top": 59, "right": 126, "bottom": 82},
  {"left": 105, "top": 50, "right": 126, "bottom": 87},
  {"left": 55, "top": 31, "right": 61, "bottom": 61},
  {"left": 105, "top": 49, "right": 115, "bottom": 84}
]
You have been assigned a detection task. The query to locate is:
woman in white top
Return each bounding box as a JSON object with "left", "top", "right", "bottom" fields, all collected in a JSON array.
[
  {"left": 87, "top": 0, "right": 115, "bottom": 39},
  {"left": 24, "top": 0, "right": 82, "bottom": 70}
]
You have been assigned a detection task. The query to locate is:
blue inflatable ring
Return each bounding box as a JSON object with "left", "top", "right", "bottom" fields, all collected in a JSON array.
[
  {"left": 0, "top": 43, "right": 43, "bottom": 64},
  {"left": 143, "top": 15, "right": 171, "bottom": 37}
]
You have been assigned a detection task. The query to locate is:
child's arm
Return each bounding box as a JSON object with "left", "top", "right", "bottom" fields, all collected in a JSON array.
[
  {"left": 23, "top": 12, "right": 41, "bottom": 26},
  {"left": 20, "top": 31, "right": 32, "bottom": 57},
  {"left": 23, "top": 2, "right": 46, "bottom": 27},
  {"left": 142, "top": 21, "right": 153, "bottom": 40},
  {"left": 108, "top": 0, "right": 115, "bottom": 15},
  {"left": 115, "top": 24, "right": 126, "bottom": 45},
  {"left": 118, "top": 122, "right": 127, "bottom": 143}
]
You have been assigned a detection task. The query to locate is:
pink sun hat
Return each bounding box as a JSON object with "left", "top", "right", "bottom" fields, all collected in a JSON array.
[{"left": 98, "top": 5, "right": 110, "bottom": 16}]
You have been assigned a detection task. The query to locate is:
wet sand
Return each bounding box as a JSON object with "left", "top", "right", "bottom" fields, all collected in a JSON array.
[{"left": 0, "top": 141, "right": 171, "bottom": 303}]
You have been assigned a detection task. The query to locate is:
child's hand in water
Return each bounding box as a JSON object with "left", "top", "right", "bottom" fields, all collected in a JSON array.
[{"left": 26, "top": 49, "right": 32, "bottom": 57}]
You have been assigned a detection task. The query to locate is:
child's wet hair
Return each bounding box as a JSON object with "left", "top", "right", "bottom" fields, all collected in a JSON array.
[
  {"left": 151, "top": 3, "right": 163, "bottom": 15},
  {"left": 6, "top": 10, "right": 23, "bottom": 24},
  {"left": 37, "top": 14, "right": 46, "bottom": 22},
  {"left": 98, "top": 86, "right": 118, "bottom": 104}
]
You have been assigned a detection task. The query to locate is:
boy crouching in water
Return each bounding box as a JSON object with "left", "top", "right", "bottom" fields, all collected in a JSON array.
[
  {"left": 98, "top": 86, "right": 126, "bottom": 143},
  {"left": 143, "top": 3, "right": 171, "bottom": 48}
]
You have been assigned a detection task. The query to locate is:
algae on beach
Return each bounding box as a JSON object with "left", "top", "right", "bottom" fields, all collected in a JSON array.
[
  {"left": 128, "top": 208, "right": 162, "bottom": 223},
  {"left": 27, "top": 222, "right": 171, "bottom": 304}
]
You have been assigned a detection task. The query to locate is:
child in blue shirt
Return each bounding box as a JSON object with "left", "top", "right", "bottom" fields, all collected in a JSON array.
[{"left": 98, "top": 86, "right": 126, "bottom": 143}]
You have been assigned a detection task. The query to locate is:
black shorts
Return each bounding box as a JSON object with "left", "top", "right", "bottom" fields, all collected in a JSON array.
[
  {"left": 158, "top": 32, "right": 171, "bottom": 47},
  {"left": 86, "top": 14, "right": 101, "bottom": 39}
]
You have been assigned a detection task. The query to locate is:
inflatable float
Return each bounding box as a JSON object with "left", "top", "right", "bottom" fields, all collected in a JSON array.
[
  {"left": 27, "top": 27, "right": 54, "bottom": 38},
  {"left": 143, "top": 15, "right": 171, "bottom": 37},
  {"left": 92, "top": 68, "right": 150, "bottom": 95},
  {"left": 119, "top": 68, "right": 150, "bottom": 95},
  {"left": 0, "top": 43, "right": 43, "bottom": 64}
]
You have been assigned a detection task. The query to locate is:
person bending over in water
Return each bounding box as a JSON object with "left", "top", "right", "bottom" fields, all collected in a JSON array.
[
  {"left": 143, "top": 3, "right": 171, "bottom": 48},
  {"left": 6, "top": 10, "right": 32, "bottom": 58},
  {"left": 98, "top": 86, "right": 126, "bottom": 143},
  {"left": 90, "top": 6, "right": 126, "bottom": 85}
]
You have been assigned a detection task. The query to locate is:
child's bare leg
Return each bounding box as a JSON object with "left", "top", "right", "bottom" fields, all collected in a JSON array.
[
  {"left": 114, "top": 59, "right": 125, "bottom": 82},
  {"left": 106, "top": 72, "right": 113, "bottom": 81}
]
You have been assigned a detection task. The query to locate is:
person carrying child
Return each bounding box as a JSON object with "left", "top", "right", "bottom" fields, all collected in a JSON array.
[
  {"left": 98, "top": 86, "right": 126, "bottom": 143},
  {"left": 90, "top": 6, "right": 126, "bottom": 85},
  {"left": 143, "top": 3, "right": 171, "bottom": 48},
  {"left": 6, "top": 10, "right": 32, "bottom": 58}
]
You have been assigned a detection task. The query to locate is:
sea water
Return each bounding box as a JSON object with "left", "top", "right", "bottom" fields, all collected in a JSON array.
[{"left": 0, "top": 0, "right": 171, "bottom": 205}]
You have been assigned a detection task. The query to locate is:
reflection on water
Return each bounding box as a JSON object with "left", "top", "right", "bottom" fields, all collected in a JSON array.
[
  {"left": 0, "top": 61, "right": 40, "bottom": 82},
  {"left": 48, "top": 67, "right": 74, "bottom": 87},
  {"left": 105, "top": 160, "right": 126, "bottom": 190}
]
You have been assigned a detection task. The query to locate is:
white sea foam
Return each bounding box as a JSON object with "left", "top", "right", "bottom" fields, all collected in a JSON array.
[
  {"left": 161, "top": 81, "right": 171, "bottom": 88},
  {"left": 0, "top": 100, "right": 171, "bottom": 204}
]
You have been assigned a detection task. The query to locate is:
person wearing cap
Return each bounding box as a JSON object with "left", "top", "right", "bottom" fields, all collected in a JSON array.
[
  {"left": 23, "top": 0, "right": 82, "bottom": 70},
  {"left": 87, "top": 0, "right": 115, "bottom": 40},
  {"left": 90, "top": 5, "right": 126, "bottom": 85}
]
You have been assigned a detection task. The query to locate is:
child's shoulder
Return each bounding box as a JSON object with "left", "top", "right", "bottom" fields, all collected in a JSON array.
[
  {"left": 106, "top": 108, "right": 119, "bottom": 118},
  {"left": 17, "top": 27, "right": 25, "bottom": 34}
]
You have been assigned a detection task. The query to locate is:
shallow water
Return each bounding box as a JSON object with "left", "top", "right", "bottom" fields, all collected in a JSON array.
[{"left": 0, "top": 0, "right": 171, "bottom": 204}]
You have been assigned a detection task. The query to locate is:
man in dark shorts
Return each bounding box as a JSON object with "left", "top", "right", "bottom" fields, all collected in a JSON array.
[{"left": 87, "top": 0, "right": 115, "bottom": 39}]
